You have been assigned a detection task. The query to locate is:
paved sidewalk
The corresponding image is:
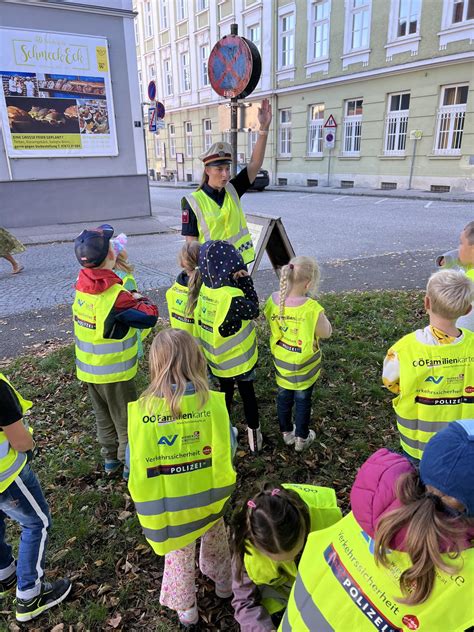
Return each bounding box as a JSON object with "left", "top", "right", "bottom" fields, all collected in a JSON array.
[
  {"left": 11, "top": 215, "right": 169, "bottom": 247},
  {"left": 150, "top": 179, "right": 474, "bottom": 203}
]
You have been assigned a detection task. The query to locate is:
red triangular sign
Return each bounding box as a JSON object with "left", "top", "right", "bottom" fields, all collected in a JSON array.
[{"left": 323, "top": 114, "right": 337, "bottom": 128}]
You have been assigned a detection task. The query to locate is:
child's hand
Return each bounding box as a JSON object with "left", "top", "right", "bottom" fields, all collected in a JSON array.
[
  {"left": 233, "top": 270, "right": 249, "bottom": 279},
  {"left": 131, "top": 291, "right": 143, "bottom": 299}
]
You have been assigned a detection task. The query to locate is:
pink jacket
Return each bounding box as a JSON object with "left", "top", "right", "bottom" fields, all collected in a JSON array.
[{"left": 350, "top": 448, "right": 474, "bottom": 552}]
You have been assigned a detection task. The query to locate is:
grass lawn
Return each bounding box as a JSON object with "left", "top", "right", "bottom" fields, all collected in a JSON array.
[{"left": 0, "top": 290, "right": 424, "bottom": 631}]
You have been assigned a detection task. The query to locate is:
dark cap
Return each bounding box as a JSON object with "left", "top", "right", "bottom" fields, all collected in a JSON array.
[
  {"left": 74, "top": 224, "right": 114, "bottom": 268},
  {"left": 420, "top": 419, "right": 474, "bottom": 516}
]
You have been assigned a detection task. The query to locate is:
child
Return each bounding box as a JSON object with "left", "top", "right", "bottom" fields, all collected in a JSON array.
[
  {"left": 0, "top": 373, "right": 71, "bottom": 622},
  {"left": 436, "top": 220, "right": 474, "bottom": 331},
  {"left": 383, "top": 269, "right": 474, "bottom": 462},
  {"left": 73, "top": 224, "right": 158, "bottom": 479},
  {"left": 231, "top": 483, "right": 342, "bottom": 631},
  {"left": 0, "top": 226, "right": 25, "bottom": 274},
  {"left": 112, "top": 233, "right": 148, "bottom": 358},
  {"left": 196, "top": 240, "right": 261, "bottom": 453},
  {"left": 282, "top": 421, "right": 474, "bottom": 631},
  {"left": 264, "top": 257, "right": 332, "bottom": 452},
  {"left": 127, "top": 329, "right": 237, "bottom": 628},
  {"left": 165, "top": 240, "right": 201, "bottom": 337}
]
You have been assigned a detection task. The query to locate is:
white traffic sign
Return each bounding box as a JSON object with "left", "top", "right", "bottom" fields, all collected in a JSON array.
[
  {"left": 323, "top": 114, "right": 337, "bottom": 128},
  {"left": 324, "top": 129, "right": 336, "bottom": 149}
]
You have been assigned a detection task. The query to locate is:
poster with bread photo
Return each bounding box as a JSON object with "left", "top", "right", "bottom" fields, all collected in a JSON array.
[{"left": 0, "top": 27, "right": 118, "bottom": 157}]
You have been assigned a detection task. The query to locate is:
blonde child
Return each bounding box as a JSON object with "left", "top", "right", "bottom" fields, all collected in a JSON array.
[
  {"left": 127, "top": 329, "right": 236, "bottom": 628},
  {"left": 383, "top": 269, "right": 474, "bottom": 462},
  {"left": 264, "top": 257, "right": 332, "bottom": 452},
  {"left": 165, "top": 240, "right": 201, "bottom": 337},
  {"left": 231, "top": 483, "right": 341, "bottom": 631},
  {"left": 196, "top": 240, "right": 261, "bottom": 453}
]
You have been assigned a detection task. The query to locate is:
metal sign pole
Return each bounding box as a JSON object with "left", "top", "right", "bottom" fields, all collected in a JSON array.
[
  {"left": 327, "top": 148, "right": 332, "bottom": 187},
  {"left": 230, "top": 23, "right": 238, "bottom": 178},
  {"left": 408, "top": 140, "right": 417, "bottom": 190}
]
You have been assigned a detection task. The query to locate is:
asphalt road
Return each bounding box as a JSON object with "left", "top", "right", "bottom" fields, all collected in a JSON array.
[{"left": 0, "top": 187, "right": 471, "bottom": 361}]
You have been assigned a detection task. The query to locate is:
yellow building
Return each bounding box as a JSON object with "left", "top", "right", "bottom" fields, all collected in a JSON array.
[{"left": 134, "top": 0, "right": 474, "bottom": 192}]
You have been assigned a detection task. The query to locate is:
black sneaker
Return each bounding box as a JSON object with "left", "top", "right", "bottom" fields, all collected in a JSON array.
[
  {"left": 0, "top": 571, "right": 16, "bottom": 597},
  {"left": 16, "top": 578, "right": 72, "bottom": 622}
]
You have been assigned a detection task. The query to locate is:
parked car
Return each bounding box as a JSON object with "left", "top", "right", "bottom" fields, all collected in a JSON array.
[{"left": 237, "top": 163, "right": 269, "bottom": 191}]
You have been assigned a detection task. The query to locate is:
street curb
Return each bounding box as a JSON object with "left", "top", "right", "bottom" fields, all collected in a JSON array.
[{"left": 148, "top": 180, "right": 472, "bottom": 203}]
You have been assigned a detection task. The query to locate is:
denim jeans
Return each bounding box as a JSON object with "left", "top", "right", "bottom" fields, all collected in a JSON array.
[
  {"left": 0, "top": 465, "right": 51, "bottom": 599},
  {"left": 277, "top": 385, "right": 314, "bottom": 439}
]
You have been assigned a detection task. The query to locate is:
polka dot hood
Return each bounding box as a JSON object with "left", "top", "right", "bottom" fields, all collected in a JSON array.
[{"left": 198, "top": 240, "right": 245, "bottom": 289}]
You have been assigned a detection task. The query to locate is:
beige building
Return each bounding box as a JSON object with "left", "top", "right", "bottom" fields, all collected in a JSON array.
[{"left": 134, "top": 0, "right": 474, "bottom": 192}]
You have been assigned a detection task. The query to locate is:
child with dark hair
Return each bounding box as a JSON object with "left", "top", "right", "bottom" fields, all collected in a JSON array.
[{"left": 230, "top": 483, "right": 341, "bottom": 631}]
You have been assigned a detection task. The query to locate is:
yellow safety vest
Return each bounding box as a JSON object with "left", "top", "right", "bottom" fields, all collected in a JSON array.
[
  {"left": 165, "top": 281, "right": 196, "bottom": 337},
  {"left": 467, "top": 269, "right": 474, "bottom": 281},
  {"left": 73, "top": 284, "right": 139, "bottom": 384},
  {"left": 196, "top": 285, "right": 258, "bottom": 378},
  {"left": 185, "top": 184, "right": 255, "bottom": 264},
  {"left": 0, "top": 373, "right": 32, "bottom": 493},
  {"left": 244, "top": 484, "right": 342, "bottom": 616},
  {"left": 281, "top": 511, "right": 474, "bottom": 632},
  {"left": 127, "top": 390, "right": 236, "bottom": 555},
  {"left": 264, "top": 297, "right": 324, "bottom": 390},
  {"left": 391, "top": 330, "right": 474, "bottom": 460}
]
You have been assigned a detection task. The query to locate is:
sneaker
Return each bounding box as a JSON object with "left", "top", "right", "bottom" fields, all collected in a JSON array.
[
  {"left": 215, "top": 581, "right": 232, "bottom": 598},
  {"left": 295, "top": 430, "right": 316, "bottom": 453},
  {"left": 16, "top": 578, "right": 72, "bottom": 622},
  {"left": 0, "top": 570, "right": 16, "bottom": 597},
  {"left": 247, "top": 426, "right": 263, "bottom": 454},
  {"left": 122, "top": 465, "right": 130, "bottom": 481},
  {"left": 104, "top": 459, "right": 122, "bottom": 475},
  {"left": 282, "top": 425, "right": 296, "bottom": 446},
  {"left": 177, "top": 603, "right": 199, "bottom": 627}
]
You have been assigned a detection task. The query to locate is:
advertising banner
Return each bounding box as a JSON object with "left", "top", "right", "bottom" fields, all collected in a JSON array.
[{"left": 0, "top": 27, "right": 118, "bottom": 157}]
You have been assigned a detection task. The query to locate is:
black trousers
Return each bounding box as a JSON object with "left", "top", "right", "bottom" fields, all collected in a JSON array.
[{"left": 218, "top": 377, "right": 259, "bottom": 430}]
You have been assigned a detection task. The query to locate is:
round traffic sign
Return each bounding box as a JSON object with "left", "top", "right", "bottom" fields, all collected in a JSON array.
[
  {"left": 147, "top": 80, "right": 156, "bottom": 102},
  {"left": 156, "top": 101, "right": 165, "bottom": 118},
  {"left": 208, "top": 35, "right": 260, "bottom": 99},
  {"left": 325, "top": 132, "right": 334, "bottom": 143}
]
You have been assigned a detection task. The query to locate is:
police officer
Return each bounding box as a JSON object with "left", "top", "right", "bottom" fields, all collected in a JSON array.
[{"left": 181, "top": 98, "right": 272, "bottom": 265}]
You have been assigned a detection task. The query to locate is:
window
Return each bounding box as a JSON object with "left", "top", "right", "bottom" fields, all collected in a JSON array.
[
  {"left": 279, "top": 11, "right": 295, "bottom": 68},
  {"left": 168, "top": 124, "right": 176, "bottom": 159},
  {"left": 147, "top": 62, "right": 156, "bottom": 81},
  {"left": 185, "top": 121, "right": 193, "bottom": 157},
  {"left": 342, "top": 99, "right": 363, "bottom": 155},
  {"left": 159, "top": 0, "right": 168, "bottom": 30},
  {"left": 137, "top": 70, "right": 143, "bottom": 100},
  {"left": 134, "top": 18, "right": 140, "bottom": 45},
  {"left": 143, "top": 1, "right": 153, "bottom": 38},
  {"left": 180, "top": 52, "right": 191, "bottom": 92},
  {"left": 164, "top": 58, "right": 173, "bottom": 96},
  {"left": 350, "top": 0, "right": 370, "bottom": 49},
  {"left": 452, "top": 0, "right": 474, "bottom": 22},
  {"left": 200, "top": 45, "right": 210, "bottom": 87},
  {"left": 247, "top": 23, "right": 261, "bottom": 51},
  {"left": 197, "top": 0, "right": 209, "bottom": 11},
  {"left": 308, "top": 104, "right": 325, "bottom": 156},
  {"left": 248, "top": 130, "right": 258, "bottom": 157},
  {"left": 203, "top": 119, "right": 212, "bottom": 151},
  {"left": 434, "top": 85, "right": 468, "bottom": 155},
  {"left": 176, "top": 0, "right": 188, "bottom": 21},
  {"left": 384, "top": 93, "right": 410, "bottom": 155},
  {"left": 397, "top": 0, "right": 420, "bottom": 36},
  {"left": 279, "top": 109, "right": 292, "bottom": 156},
  {"left": 311, "top": 1, "right": 330, "bottom": 59}
]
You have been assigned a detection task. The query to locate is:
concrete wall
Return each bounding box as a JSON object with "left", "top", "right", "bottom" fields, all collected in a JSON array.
[{"left": 0, "top": 0, "right": 151, "bottom": 227}]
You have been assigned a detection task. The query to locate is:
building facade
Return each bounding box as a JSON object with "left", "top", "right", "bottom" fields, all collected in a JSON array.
[{"left": 134, "top": 0, "right": 474, "bottom": 192}]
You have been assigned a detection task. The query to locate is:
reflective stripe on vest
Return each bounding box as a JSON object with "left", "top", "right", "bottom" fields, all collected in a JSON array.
[
  {"left": 75, "top": 334, "right": 137, "bottom": 355},
  {"left": 280, "top": 574, "right": 334, "bottom": 632},
  {"left": 0, "top": 375, "right": 31, "bottom": 492},
  {"left": 75, "top": 356, "right": 137, "bottom": 376},
  {"left": 197, "top": 286, "right": 257, "bottom": 378},
  {"left": 135, "top": 483, "right": 235, "bottom": 516},
  {"left": 73, "top": 284, "right": 138, "bottom": 384},
  {"left": 186, "top": 182, "right": 255, "bottom": 264},
  {"left": 274, "top": 351, "right": 321, "bottom": 372},
  {"left": 142, "top": 502, "right": 229, "bottom": 544},
  {"left": 127, "top": 390, "right": 236, "bottom": 556},
  {"left": 275, "top": 361, "right": 320, "bottom": 385},
  {"left": 391, "top": 330, "right": 474, "bottom": 459}
]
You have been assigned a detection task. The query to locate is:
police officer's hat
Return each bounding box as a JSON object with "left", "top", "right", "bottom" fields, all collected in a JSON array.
[{"left": 199, "top": 142, "right": 232, "bottom": 167}]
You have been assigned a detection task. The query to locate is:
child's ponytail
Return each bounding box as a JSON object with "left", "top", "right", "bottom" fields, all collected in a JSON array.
[
  {"left": 178, "top": 241, "right": 202, "bottom": 315},
  {"left": 374, "top": 471, "right": 469, "bottom": 605},
  {"left": 279, "top": 264, "right": 293, "bottom": 324}
]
